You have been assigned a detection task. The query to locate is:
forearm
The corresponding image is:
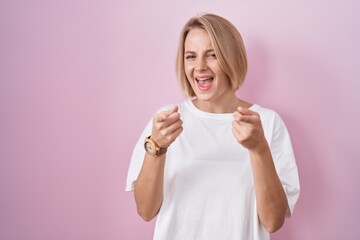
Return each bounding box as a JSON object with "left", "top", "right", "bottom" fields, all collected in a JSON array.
[
  {"left": 250, "top": 142, "right": 288, "bottom": 233},
  {"left": 134, "top": 153, "right": 166, "bottom": 221}
]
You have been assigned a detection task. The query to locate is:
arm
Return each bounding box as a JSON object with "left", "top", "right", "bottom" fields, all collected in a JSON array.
[
  {"left": 232, "top": 107, "right": 288, "bottom": 233},
  {"left": 134, "top": 106, "right": 183, "bottom": 221},
  {"left": 249, "top": 142, "right": 288, "bottom": 233},
  {"left": 134, "top": 153, "right": 166, "bottom": 221}
]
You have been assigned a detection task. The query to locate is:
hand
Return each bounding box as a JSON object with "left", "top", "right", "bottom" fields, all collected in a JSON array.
[
  {"left": 232, "top": 107, "right": 267, "bottom": 151},
  {"left": 151, "top": 105, "right": 183, "bottom": 148}
]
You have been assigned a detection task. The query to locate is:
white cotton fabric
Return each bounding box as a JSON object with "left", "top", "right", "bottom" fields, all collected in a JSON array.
[{"left": 126, "top": 100, "right": 300, "bottom": 240}]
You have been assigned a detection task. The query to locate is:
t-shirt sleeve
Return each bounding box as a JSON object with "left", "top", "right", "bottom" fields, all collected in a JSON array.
[
  {"left": 125, "top": 118, "right": 153, "bottom": 192},
  {"left": 269, "top": 112, "right": 300, "bottom": 217}
]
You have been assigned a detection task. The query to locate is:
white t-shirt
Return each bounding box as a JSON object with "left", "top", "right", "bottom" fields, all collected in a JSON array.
[{"left": 126, "top": 100, "right": 300, "bottom": 240}]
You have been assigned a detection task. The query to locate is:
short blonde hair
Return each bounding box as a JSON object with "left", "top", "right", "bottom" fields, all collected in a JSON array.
[{"left": 176, "top": 13, "right": 248, "bottom": 97}]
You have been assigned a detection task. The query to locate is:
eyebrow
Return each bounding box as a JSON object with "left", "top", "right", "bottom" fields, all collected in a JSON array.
[
  {"left": 184, "top": 51, "right": 195, "bottom": 54},
  {"left": 184, "top": 49, "right": 215, "bottom": 54}
]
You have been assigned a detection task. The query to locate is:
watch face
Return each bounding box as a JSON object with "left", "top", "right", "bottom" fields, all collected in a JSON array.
[{"left": 145, "top": 141, "right": 156, "bottom": 155}]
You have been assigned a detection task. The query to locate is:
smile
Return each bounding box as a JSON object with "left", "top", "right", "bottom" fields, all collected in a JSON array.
[{"left": 195, "top": 77, "right": 213, "bottom": 91}]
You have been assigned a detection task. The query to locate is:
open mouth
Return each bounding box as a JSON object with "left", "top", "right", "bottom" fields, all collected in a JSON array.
[{"left": 195, "top": 77, "right": 214, "bottom": 91}]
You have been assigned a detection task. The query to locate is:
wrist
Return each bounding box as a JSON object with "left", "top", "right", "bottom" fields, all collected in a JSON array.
[
  {"left": 249, "top": 139, "right": 269, "bottom": 156},
  {"left": 144, "top": 135, "right": 168, "bottom": 157}
]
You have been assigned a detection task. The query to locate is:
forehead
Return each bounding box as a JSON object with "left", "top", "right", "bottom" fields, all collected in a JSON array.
[{"left": 184, "top": 28, "right": 213, "bottom": 50}]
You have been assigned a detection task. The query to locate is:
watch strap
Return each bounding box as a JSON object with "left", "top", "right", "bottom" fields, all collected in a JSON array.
[{"left": 157, "top": 145, "right": 167, "bottom": 155}]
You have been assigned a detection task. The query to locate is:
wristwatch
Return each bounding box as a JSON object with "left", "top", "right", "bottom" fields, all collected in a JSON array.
[{"left": 144, "top": 135, "right": 168, "bottom": 157}]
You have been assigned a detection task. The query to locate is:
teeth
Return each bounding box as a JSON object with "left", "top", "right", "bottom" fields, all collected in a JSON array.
[{"left": 196, "top": 77, "right": 213, "bottom": 81}]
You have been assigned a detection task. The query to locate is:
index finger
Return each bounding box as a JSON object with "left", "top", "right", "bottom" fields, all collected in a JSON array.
[
  {"left": 236, "top": 106, "right": 258, "bottom": 116},
  {"left": 156, "top": 105, "right": 179, "bottom": 122}
]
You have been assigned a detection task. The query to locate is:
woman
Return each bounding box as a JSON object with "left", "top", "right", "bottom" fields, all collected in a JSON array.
[{"left": 126, "top": 13, "right": 300, "bottom": 240}]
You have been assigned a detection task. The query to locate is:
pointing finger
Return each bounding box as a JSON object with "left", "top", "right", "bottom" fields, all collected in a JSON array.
[
  {"left": 233, "top": 110, "right": 258, "bottom": 124},
  {"left": 157, "top": 105, "right": 179, "bottom": 122},
  {"left": 236, "top": 106, "right": 257, "bottom": 116},
  {"left": 166, "top": 105, "right": 178, "bottom": 115},
  {"left": 161, "top": 106, "right": 178, "bottom": 119}
]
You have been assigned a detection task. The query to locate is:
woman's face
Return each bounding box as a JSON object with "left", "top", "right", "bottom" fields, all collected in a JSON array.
[{"left": 184, "top": 28, "right": 233, "bottom": 105}]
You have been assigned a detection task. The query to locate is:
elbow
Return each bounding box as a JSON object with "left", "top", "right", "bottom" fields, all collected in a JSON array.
[
  {"left": 263, "top": 218, "right": 285, "bottom": 233},
  {"left": 139, "top": 215, "right": 154, "bottom": 222},
  {"left": 137, "top": 207, "right": 157, "bottom": 222},
  {"left": 263, "top": 197, "right": 288, "bottom": 233}
]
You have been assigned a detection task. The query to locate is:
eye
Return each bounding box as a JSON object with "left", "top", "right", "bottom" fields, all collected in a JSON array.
[
  {"left": 208, "top": 52, "right": 216, "bottom": 58},
  {"left": 185, "top": 55, "right": 195, "bottom": 60}
]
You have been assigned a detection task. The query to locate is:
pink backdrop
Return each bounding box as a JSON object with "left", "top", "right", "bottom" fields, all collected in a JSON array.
[{"left": 1, "top": 1, "right": 359, "bottom": 239}]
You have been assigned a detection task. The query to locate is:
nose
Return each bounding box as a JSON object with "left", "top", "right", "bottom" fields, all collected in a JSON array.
[{"left": 195, "top": 57, "right": 208, "bottom": 72}]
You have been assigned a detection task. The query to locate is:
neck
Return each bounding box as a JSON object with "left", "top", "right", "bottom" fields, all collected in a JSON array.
[{"left": 192, "top": 95, "right": 251, "bottom": 113}]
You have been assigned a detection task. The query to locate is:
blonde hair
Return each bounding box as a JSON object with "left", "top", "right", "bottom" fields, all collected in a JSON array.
[{"left": 176, "top": 13, "right": 248, "bottom": 97}]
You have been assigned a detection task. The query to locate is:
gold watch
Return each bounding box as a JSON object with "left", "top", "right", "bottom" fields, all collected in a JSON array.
[{"left": 144, "top": 136, "right": 167, "bottom": 157}]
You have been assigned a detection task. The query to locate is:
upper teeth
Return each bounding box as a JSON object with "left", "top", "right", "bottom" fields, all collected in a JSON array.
[{"left": 196, "top": 77, "right": 212, "bottom": 81}]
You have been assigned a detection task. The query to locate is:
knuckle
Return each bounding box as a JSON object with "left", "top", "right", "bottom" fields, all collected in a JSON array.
[
  {"left": 154, "top": 123, "right": 162, "bottom": 131},
  {"left": 177, "top": 120, "right": 183, "bottom": 127},
  {"left": 159, "top": 129, "right": 167, "bottom": 137}
]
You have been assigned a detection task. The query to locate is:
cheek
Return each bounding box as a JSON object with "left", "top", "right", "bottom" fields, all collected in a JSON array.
[
  {"left": 214, "top": 67, "right": 229, "bottom": 83},
  {"left": 184, "top": 65, "right": 193, "bottom": 79}
]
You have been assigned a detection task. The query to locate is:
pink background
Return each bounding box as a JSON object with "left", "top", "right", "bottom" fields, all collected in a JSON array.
[{"left": 1, "top": 1, "right": 359, "bottom": 239}]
